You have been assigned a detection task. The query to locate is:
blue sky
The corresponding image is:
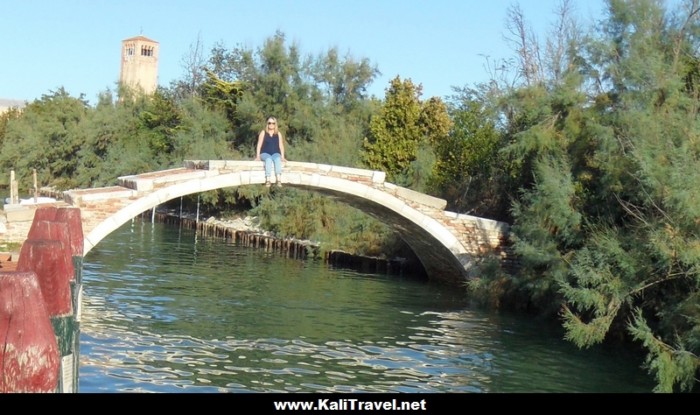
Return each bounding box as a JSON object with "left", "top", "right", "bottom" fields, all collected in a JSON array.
[{"left": 1, "top": 0, "right": 606, "bottom": 105}]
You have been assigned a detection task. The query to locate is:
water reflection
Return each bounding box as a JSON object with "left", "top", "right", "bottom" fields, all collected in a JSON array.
[{"left": 79, "top": 222, "right": 654, "bottom": 393}]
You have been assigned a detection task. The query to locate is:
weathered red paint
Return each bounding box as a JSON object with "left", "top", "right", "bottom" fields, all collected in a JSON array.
[
  {"left": 55, "top": 208, "right": 84, "bottom": 257},
  {"left": 27, "top": 220, "right": 70, "bottom": 247},
  {"left": 24, "top": 220, "right": 74, "bottom": 279},
  {"left": 30, "top": 206, "right": 58, "bottom": 224},
  {"left": 0, "top": 271, "right": 60, "bottom": 393},
  {"left": 17, "top": 240, "right": 73, "bottom": 317}
]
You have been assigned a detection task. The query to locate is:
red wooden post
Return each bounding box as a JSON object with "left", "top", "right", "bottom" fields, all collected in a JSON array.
[
  {"left": 30, "top": 206, "right": 58, "bottom": 223},
  {"left": 17, "top": 240, "right": 73, "bottom": 316},
  {"left": 25, "top": 219, "right": 74, "bottom": 269},
  {"left": 0, "top": 271, "right": 60, "bottom": 393},
  {"left": 15, "top": 206, "right": 85, "bottom": 393},
  {"left": 55, "top": 208, "right": 84, "bottom": 258}
]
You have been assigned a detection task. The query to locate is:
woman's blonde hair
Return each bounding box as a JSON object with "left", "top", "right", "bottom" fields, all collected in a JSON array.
[{"left": 265, "top": 117, "right": 279, "bottom": 135}]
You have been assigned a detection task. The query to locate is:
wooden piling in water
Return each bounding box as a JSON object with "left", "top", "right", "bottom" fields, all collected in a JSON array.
[
  {"left": 0, "top": 271, "right": 60, "bottom": 393},
  {"left": 0, "top": 206, "right": 83, "bottom": 393},
  {"left": 139, "top": 211, "right": 320, "bottom": 261},
  {"left": 138, "top": 211, "right": 404, "bottom": 273}
]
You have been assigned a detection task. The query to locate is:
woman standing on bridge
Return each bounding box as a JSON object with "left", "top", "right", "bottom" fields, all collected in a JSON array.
[{"left": 255, "top": 116, "right": 287, "bottom": 188}]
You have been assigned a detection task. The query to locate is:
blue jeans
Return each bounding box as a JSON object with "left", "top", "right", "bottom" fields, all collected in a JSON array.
[{"left": 260, "top": 153, "right": 282, "bottom": 177}]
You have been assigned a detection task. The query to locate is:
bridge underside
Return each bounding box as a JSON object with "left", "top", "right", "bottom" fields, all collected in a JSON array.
[{"left": 296, "top": 186, "right": 469, "bottom": 285}]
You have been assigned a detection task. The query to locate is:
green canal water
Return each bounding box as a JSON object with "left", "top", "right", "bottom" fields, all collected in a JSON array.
[{"left": 77, "top": 221, "right": 655, "bottom": 393}]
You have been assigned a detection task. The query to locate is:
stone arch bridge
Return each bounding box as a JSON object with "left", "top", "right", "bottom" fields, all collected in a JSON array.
[{"left": 52, "top": 160, "right": 512, "bottom": 285}]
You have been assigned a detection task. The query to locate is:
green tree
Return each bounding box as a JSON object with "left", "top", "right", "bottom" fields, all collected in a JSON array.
[
  {"left": 557, "top": 0, "right": 700, "bottom": 392},
  {"left": 488, "top": 0, "right": 700, "bottom": 392},
  {"left": 0, "top": 106, "right": 23, "bottom": 148},
  {"left": 207, "top": 31, "right": 321, "bottom": 153},
  {"left": 199, "top": 69, "right": 244, "bottom": 130},
  {"left": 433, "top": 92, "right": 504, "bottom": 217},
  {"left": 310, "top": 47, "right": 379, "bottom": 111},
  {"left": 139, "top": 90, "right": 183, "bottom": 154},
  {"left": 74, "top": 90, "right": 134, "bottom": 187},
  {"left": 363, "top": 77, "right": 423, "bottom": 182},
  {"left": 0, "top": 88, "right": 89, "bottom": 191},
  {"left": 362, "top": 77, "right": 451, "bottom": 187},
  {"left": 204, "top": 31, "right": 379, "bottom": 161}
]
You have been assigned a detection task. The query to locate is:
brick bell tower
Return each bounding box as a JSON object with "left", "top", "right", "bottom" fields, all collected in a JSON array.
[{"left": 119, "top": 35, "right": 159, "bottom": 95}]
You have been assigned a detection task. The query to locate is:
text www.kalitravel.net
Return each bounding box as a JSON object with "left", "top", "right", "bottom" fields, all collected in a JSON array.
[{"left": 273, "top": 398, "right": 428, "bottom": 411}]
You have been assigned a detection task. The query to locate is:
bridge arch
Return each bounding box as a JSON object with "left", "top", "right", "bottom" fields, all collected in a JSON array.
[{"left": 66, "top": 161, "right": 509, "bottom": 284}]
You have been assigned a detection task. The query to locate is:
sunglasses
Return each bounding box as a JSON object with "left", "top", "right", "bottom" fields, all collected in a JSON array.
[{"left": 267, "top": 122, "right": 276, "bottom": 125}]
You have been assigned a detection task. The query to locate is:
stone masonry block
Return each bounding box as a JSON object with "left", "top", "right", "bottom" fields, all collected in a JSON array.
[
  {"left": 329, "top": 165, "right": 375, "bottom": 178},
  {"left": 4, "top": 205, "right": 37, "bottom": 222},
  {"left": 455, "top": 213, "right": 510, "bottom": 233},
  {"left": 395, "top": 186, "right": 447, "bottom": 210},
  {"left": 206, "top": 160, "right": 225, "bottom": 169},
  {"left": 285, "top": 161, "right": 316, "bottom": 171},
  {"left": 224, "top": 160, "right": 261, "bottom": 170}
]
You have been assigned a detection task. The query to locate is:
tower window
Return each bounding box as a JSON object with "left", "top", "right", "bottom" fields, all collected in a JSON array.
[{"left": 141, "top": 45, "right": 154, "bottom": 57}]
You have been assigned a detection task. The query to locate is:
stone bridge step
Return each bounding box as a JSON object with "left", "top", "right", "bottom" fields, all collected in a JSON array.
[
  {"left": 119, "top": 167, "right": 210, "bottom": 192},
  {"left": 64, "top": 186, "right": 136, "bottom": 206}
]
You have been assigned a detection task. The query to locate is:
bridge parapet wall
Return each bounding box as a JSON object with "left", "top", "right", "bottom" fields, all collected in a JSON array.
[
  {"left": 189, "top": 160, "right": 386, "bottom": 184},
  {"left": 380, "top": 182, "right": 446, "bottom": 211}
]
